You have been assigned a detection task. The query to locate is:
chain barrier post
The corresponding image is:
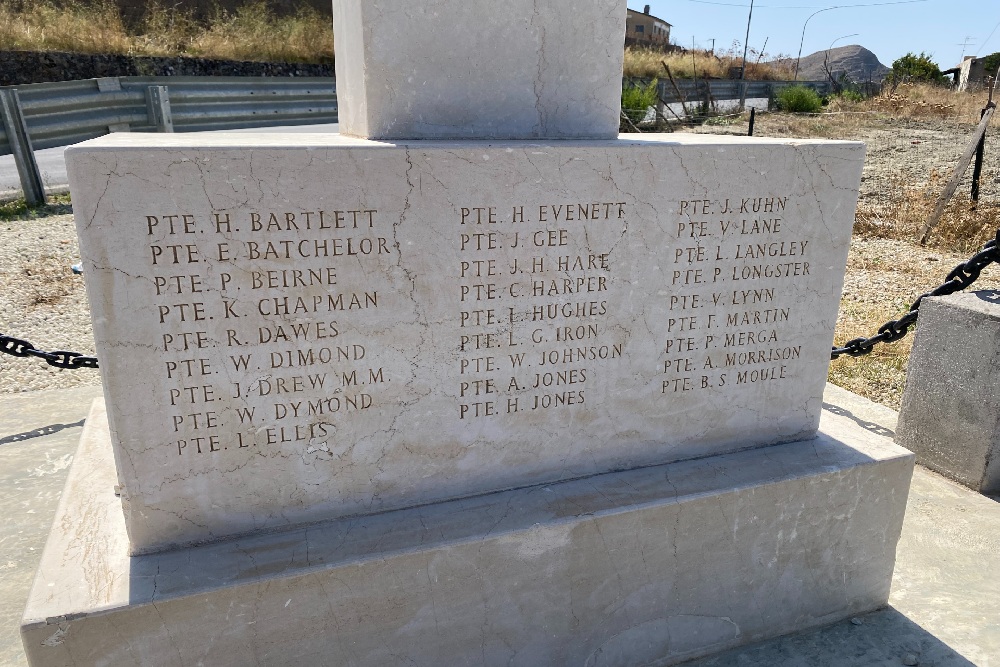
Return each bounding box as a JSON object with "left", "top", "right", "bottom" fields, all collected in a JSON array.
[
  {"left": 832, "top": 230, "right": 1000, "bottom": 359},
  {"left": 0, "top": 87, "right": 46, "bottom": 206}
]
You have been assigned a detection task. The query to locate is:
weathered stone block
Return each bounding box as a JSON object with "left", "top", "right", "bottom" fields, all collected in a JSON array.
[
  {"left": 896, "top": 290, "right": 1000, "bottom": 494},
  {"left": 66, "top": 132, "right": 863, "bottom": 553},
  {"left": 332, "top": 0, "right": 626, "bottom": 139},
  {"left": 20, "top": 398, "right": 914, "bottom": 667}
]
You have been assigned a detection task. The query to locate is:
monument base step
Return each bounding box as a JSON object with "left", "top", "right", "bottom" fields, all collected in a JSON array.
[{"left": 21, "top": 399, "right": 913, "bottom": 667}]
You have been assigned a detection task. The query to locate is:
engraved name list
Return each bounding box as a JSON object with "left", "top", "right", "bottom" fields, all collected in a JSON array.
[
  {"left": 141, "top": 191, "right": 810, "bottom": 464},
  {"left": 662, "top": 195, "right": 807, "bottom": 394},
  {"left": 146, "top": 207, "right": 390, "bottom": 459}
]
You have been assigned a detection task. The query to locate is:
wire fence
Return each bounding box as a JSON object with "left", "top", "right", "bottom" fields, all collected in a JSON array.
[{"left": 856, "top": 120, "right": 1000, "bottom": 243}]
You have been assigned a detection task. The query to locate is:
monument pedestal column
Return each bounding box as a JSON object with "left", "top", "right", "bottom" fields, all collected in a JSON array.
[{"left": 22, "top": 399, "right": 912, "bottom": 667}]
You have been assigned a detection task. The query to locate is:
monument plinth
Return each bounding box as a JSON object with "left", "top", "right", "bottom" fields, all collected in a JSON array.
[
  {"left": 67, "top": 132, "right": 861, "bottom": 554},
  {"left": 21, "top": 1, "right": 913, "bottom": 665}
]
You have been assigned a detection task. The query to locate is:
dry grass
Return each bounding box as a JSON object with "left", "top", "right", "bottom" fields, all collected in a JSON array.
[
  {"left": 732, "top": 109, "right": 886, "bottom": 142},
  {"left": 186, "top": 3, "right": 333, "bottom": 63},
  {"left": 828, "top": 348, "right": 911, "bottom": 410},
  {"left": 0, "top": 0, "right": 131, "bottom": 54},
  {"left": 826, "top": 238, "right": 990, "bottom": 409},
  {"left": 869, "top": 82, "right": 990, "bottom": 123},
  {"left": 129, "top": 1, "right": 206, "bottom": 57},
  {"left": 813, "top": 82, "right": 1000, "bottom": 126},
  {"left": 830, "top": 248, "right": 921, "bottom": 410},
  {"left": 624, "top": 46, "right": 793, "bottom": 80},
  {"left": 708, "top": 88, "right": 1000, "bottom": 252},
  {"left": 0, "top": 0, "right": 334, "bottom": 63},
  {"left": 856, "top": 177, "right": 1000, "bottom": 253},
  {"left": 731, "top": 83, "right": 1000, "bottom": 134}
]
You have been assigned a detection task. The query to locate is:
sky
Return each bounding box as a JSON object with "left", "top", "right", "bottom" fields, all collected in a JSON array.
[{"left": 636, "top": 0, "right": 1000, "bottom": 71}]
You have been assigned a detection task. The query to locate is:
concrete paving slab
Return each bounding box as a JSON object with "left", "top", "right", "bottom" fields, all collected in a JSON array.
[
  {"left": 0, "top": 386, "right": 103, "bottom": 667},
  {"left": 685, "top": 383, "right": 999, "bottom": 667},
  {"left": 1, "top": 382, "right": 997, "bottom": 666}
]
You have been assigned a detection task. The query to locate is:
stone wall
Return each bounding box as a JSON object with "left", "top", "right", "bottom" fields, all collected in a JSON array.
[{"left": 0, "top": 51, "right": 333, "bottom": 87}]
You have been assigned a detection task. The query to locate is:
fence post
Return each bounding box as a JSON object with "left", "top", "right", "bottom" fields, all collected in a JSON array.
[
  {"left": 146, "top": 86, "right": 174, "bottom": 133},
  {"left": 895, "top": 291, "right": 1000, "bottom": 494},
  {"left": 0, "top": 88, "right": 46, "bottom": 206},
  {"left": 972, "top": 106, "right": 990, "bottom": 201}
]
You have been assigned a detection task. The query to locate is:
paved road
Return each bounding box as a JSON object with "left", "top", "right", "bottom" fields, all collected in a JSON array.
[
  {"left": 0, "top": 145, "right": 70, "bottom": 199},
  {"left": 0, "top": 123, "right": 340, "bottom": 200}
]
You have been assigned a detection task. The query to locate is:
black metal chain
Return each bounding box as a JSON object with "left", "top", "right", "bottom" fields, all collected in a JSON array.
[
  {"left": 831, "top": 230, "right": 1000, "bottom": 359},
  {"left": 4, "top": 231, "right": 1000, "bottom": 369},
  {"left": 0, "top": 334, "right": 99, "bottom": 369}
]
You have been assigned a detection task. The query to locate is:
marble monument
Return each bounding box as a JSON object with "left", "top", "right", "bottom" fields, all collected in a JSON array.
[{"left": 21, "top": 1, "right": 913, "bottom": 665}]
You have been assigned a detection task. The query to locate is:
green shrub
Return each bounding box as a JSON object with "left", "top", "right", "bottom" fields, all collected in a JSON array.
[
  {"left": 775, "top": 85, "right": 823, "bottom": 113},
  {"left": 838, "top": 90, "right": 866, "bottom": 103},
  {"left": 621, "top": 79, "right": 658, "bottom": 123},
  {"left": 888, "top": 52, "right": 947, "bottom": 84},
  {"left": 981, "top": 52, "right": 1000, "bottom": 80}
]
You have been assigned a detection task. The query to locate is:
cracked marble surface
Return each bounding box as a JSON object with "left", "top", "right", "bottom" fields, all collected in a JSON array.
[
  {"left": 19, "top": 399, "right": 913, "bottom": 666},
  {"left": 66, "top": 132, "right": 864, "bottom": 553},
  {"left": 332, "top": 0, "right": 626, "bottom": 139}
]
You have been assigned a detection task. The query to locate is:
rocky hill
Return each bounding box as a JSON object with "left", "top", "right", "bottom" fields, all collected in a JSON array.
[{"left": 776, "top": 45, "right": 890, "bottom": 83}]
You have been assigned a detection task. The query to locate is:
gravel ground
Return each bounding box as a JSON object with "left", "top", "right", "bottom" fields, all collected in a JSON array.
[
  {"left": 0, "top": 213, "right": 99, "bottom": 393},
  {"left": 3, "top": 114, "right": 1000, "bottom": 402},
  {"left": 829, "top": 237, "right": 992, "bottom": 408},
  {"left": 684, "top": 113, "right": 1000, "bottom": 212}
]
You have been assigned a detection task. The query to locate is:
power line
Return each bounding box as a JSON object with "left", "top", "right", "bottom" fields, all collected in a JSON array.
[
  {"left": 980, "top": 18, "right": 1000, "bottom": 55},
  {"left": 791, "top": 1, "right": 926, "bottom": 79},
  {"left": 678, "top": 0, "right": 927, "bottom": 8}
]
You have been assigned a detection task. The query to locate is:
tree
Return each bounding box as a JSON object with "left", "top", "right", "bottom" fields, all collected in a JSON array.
[
  {"left": 981, "top": 52, "right": 1000, "bottom": 80},
  {"left": 888, "top": 52, "right": 947, "bottom": 84}
]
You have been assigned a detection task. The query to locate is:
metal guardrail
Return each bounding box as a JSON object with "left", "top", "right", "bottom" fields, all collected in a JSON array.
[
  {"left": 0, "top": 76, "right": 337, "bottom": 205},
  {"left": 654, "top": 79, "right": 832, "bottom": 105},
  {"left": 0, "top": 74, "right": 827, "bottom": 205}
]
